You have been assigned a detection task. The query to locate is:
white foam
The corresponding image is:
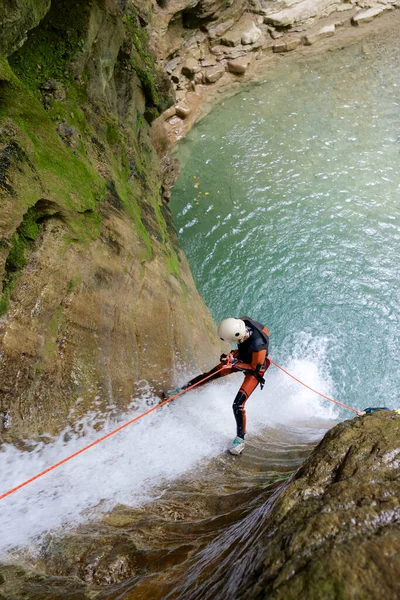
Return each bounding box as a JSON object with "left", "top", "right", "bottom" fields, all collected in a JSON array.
[{"left": 0, "top": 344, "right": 338, "bottom": 557}]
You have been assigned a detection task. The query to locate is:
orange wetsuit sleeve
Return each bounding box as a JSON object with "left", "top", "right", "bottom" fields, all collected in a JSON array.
[{"left": 251, "top": 349, "right": 267, "bottom": 372}]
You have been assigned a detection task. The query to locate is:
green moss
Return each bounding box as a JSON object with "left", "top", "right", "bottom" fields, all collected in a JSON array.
[
  {"left": 0, "top": 208, "right": 42, "bottom": 315},
  {"left": 121, "top": 8, "right": 173, "bottom": 114},
  {"left": 110, "top": 172, "right": 153, "bottom": 258},
  {"left": 137, "top": 115, "right": 146, "bottom": 130},
  {"left": 19, "top": 207, "right": 40, "bottom": 240},
  {"left": 0, "top": 55, "right": 104, "bottom": 213},
  {"left": 7, "top": 209, "right": 41, "bottom": 273},
  {"left": 44, "top": 305, "right": 66, "bottom": 360},
  {"left": 106, "top": 124, "right": 120, "bottom": 146},
  {"left": 9, "top": 22, "right": 78, "bottom": 98},
  {"left": 0, "top": 289, "right": 10, "bottom": 316},
  {"left": 166, "top": 252, "right": 180, "bottom": 276},
  {"left": 67, "top": 275, "right": 82, "bottom": 293},
  {"left": 6, "top": 232, "right": 28, "bottom": 271}
]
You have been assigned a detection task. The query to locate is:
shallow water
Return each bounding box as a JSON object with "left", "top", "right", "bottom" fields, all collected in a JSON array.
[{"left": 172, "top": 33, "right": 400, "bottom": 415}]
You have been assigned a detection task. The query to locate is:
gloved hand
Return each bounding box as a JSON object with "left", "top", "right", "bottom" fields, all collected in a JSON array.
[{"left": 220, "top": 353, "right": 237, "bottom": 366}]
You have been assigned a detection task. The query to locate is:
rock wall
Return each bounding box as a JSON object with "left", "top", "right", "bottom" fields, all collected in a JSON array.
[
  {"left": 0, "top": 0, "right": 221, "bottom": 441},
  {"left": 241, "top": 412, "right": 400, "bottom": 599},
  {"left": 159, "top": 412, "right": 399, "bottom": 600}
]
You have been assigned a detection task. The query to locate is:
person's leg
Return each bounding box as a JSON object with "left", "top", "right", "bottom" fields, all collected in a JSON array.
[
  {"left": 232, "top": 361, "right": 270, "bottom": 439},
  {"left": 182, "top": 363, "right": 234, "bottom": 391},
  {"left": 232, "top": 374, "right": 259, "bottom": 439}
]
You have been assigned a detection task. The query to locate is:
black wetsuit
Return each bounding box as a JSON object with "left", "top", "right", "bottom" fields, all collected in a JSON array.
[{"left": 182, "top": 317, "right": 270, "bottom": 439}]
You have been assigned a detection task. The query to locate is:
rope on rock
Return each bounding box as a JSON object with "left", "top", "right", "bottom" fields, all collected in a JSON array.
[
  {"left": 0, "top": 364, "right": 229, "bottom": 502},
  {"left": 0, "top": 355, "right": 363, "bottom": 501}
]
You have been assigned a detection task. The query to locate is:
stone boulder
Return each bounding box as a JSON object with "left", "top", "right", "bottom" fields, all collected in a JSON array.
[
  {"left": 227, "top": 56, "right": 251, "bottom": 74},
  {"left": 205, "top": 18, "right": 235, "bottom": 40},
  {"left": 175, "top": 102, "right": 191, "bottom": 118},
  {"left": 181, "top": 57, "right": 201, "bottom": 78},
  {"left": 352, "top": 7, "right": 386, "bottom": 26},
  {"left": 0, "top": 0, "right": 51, "bottom": 56},
  {"left": 198, "top": 411, "right": 400, "bottom": 599},
  {"left": 241, "top": 21, "right": 262, "bottom": 45},
  {"left": 273, "top": 38, "right": 302, "bottom": 52},
  {"left": 220, "top": 29, "right": 243, "bottom": 47},
  {"left": 303, "top": 23, "right": 335, "bottom": 45},
  {"left": 203, "top": 64, "right": 226, "bottom": 84},
  {"left": 264, "top": 0, "right": 341, "bottom": 28}
]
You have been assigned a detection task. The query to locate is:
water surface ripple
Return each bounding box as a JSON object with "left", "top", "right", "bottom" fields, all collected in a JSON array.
[{"left": 172, "top": 36, "right": 400, "bottom": 413}]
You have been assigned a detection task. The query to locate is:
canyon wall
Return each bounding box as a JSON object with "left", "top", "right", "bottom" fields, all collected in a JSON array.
[{"left": 0, "top": 0, "right": 223, "bottom": 441}]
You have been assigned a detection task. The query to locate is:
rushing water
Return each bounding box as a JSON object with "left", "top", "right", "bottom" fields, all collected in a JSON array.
[
  {"left": 1, "top": 27, "right": 400, "bottom": 600},
  {"left": 171, "top": 36, "right": 400, "bottom": 416}
]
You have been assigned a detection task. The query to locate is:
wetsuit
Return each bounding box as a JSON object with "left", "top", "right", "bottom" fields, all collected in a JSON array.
[{"left": 182, "top": 317, "right": 270, "bottom": 439}]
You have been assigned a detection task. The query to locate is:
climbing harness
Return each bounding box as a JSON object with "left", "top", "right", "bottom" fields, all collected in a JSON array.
[{"left": 0, "top": 355, "right": 393, "bottom": 501}]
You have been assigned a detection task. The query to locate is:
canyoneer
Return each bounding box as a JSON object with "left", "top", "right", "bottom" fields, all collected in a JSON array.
[{"left": 176, "top": 317, "right": 270, "bottom": 455}]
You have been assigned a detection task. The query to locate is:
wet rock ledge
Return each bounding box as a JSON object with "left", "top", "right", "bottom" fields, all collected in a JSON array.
[
  {"left": 0, "top": 412, "right": 399, "bottom": 599},
  {"left": 151, "top": 0, "right": 400, "bottom": 148},
  {"left": 217, "top": 411, "right": 400, "bottom": 600}
]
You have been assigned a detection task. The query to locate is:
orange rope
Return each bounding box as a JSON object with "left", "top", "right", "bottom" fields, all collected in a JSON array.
[
  {"left": 0, "top": 363, "right": 230, "bottom": 501},
  {"left": 269, "top": 358, "right": 363, "bottom": 416},
  {"left": 0, "top": 355, "right": 362, "bottom": 501}
]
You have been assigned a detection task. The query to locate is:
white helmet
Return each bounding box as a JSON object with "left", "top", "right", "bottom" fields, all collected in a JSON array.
[{"left": 217, "top": 318, "right": 247, "bottom": 343}]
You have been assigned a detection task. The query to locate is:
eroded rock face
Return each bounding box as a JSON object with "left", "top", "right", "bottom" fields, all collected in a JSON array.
[
  {"left": 264, "top": 0, "right": 343, "bottom": 28},
  {"left": 0, "top": 0, "right": 220, "bottom": 441},
  {"left": 150, "top": 0, "right": 247, "bottom": 59}
]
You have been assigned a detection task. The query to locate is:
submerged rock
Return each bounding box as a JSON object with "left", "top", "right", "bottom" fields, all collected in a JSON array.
[
  {"left": 227, "top": 56, "right": 251, "bottom": 74},
  {"left": 264, "top": 0, "right": 341, "bottom": 28},
  {"left": 273, "top": 38, "right": 302, "bottom": 52},
  {"left": 204, "top": 64, "right": 226, "bottom": 84},
  {"left": 303, "top": 23, "right": 336, "bottom": 45}
]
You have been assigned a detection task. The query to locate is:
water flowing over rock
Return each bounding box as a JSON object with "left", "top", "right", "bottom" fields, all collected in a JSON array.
[
  {"left": 168, "top": 413, "right": 400, "bottom": 599},
  {"left": 241, "top": 412, "right": 400, "bottom": 599},
  {"left": 0, "top": 414, "right": 398, "bottom": 598},
  {"left": 1, "top": 0, "right": 400, "bottom": 598}
]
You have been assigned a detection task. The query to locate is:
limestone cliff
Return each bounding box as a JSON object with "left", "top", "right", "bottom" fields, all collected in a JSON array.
[{"left": 0, "top": 0, "right": 222, "bottom": 441}]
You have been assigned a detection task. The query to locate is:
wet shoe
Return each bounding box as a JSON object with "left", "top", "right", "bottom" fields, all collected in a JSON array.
[
  {"left": 229, "top": 436, "right": 245, "bottom": 456},
  {"left": 161, "top": 387, "right": 182, "bottom": 401}
]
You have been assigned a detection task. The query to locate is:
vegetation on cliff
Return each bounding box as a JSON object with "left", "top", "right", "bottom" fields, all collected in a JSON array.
[{"left": 0, "top": 0, "right": 219, "bottom": 440}]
